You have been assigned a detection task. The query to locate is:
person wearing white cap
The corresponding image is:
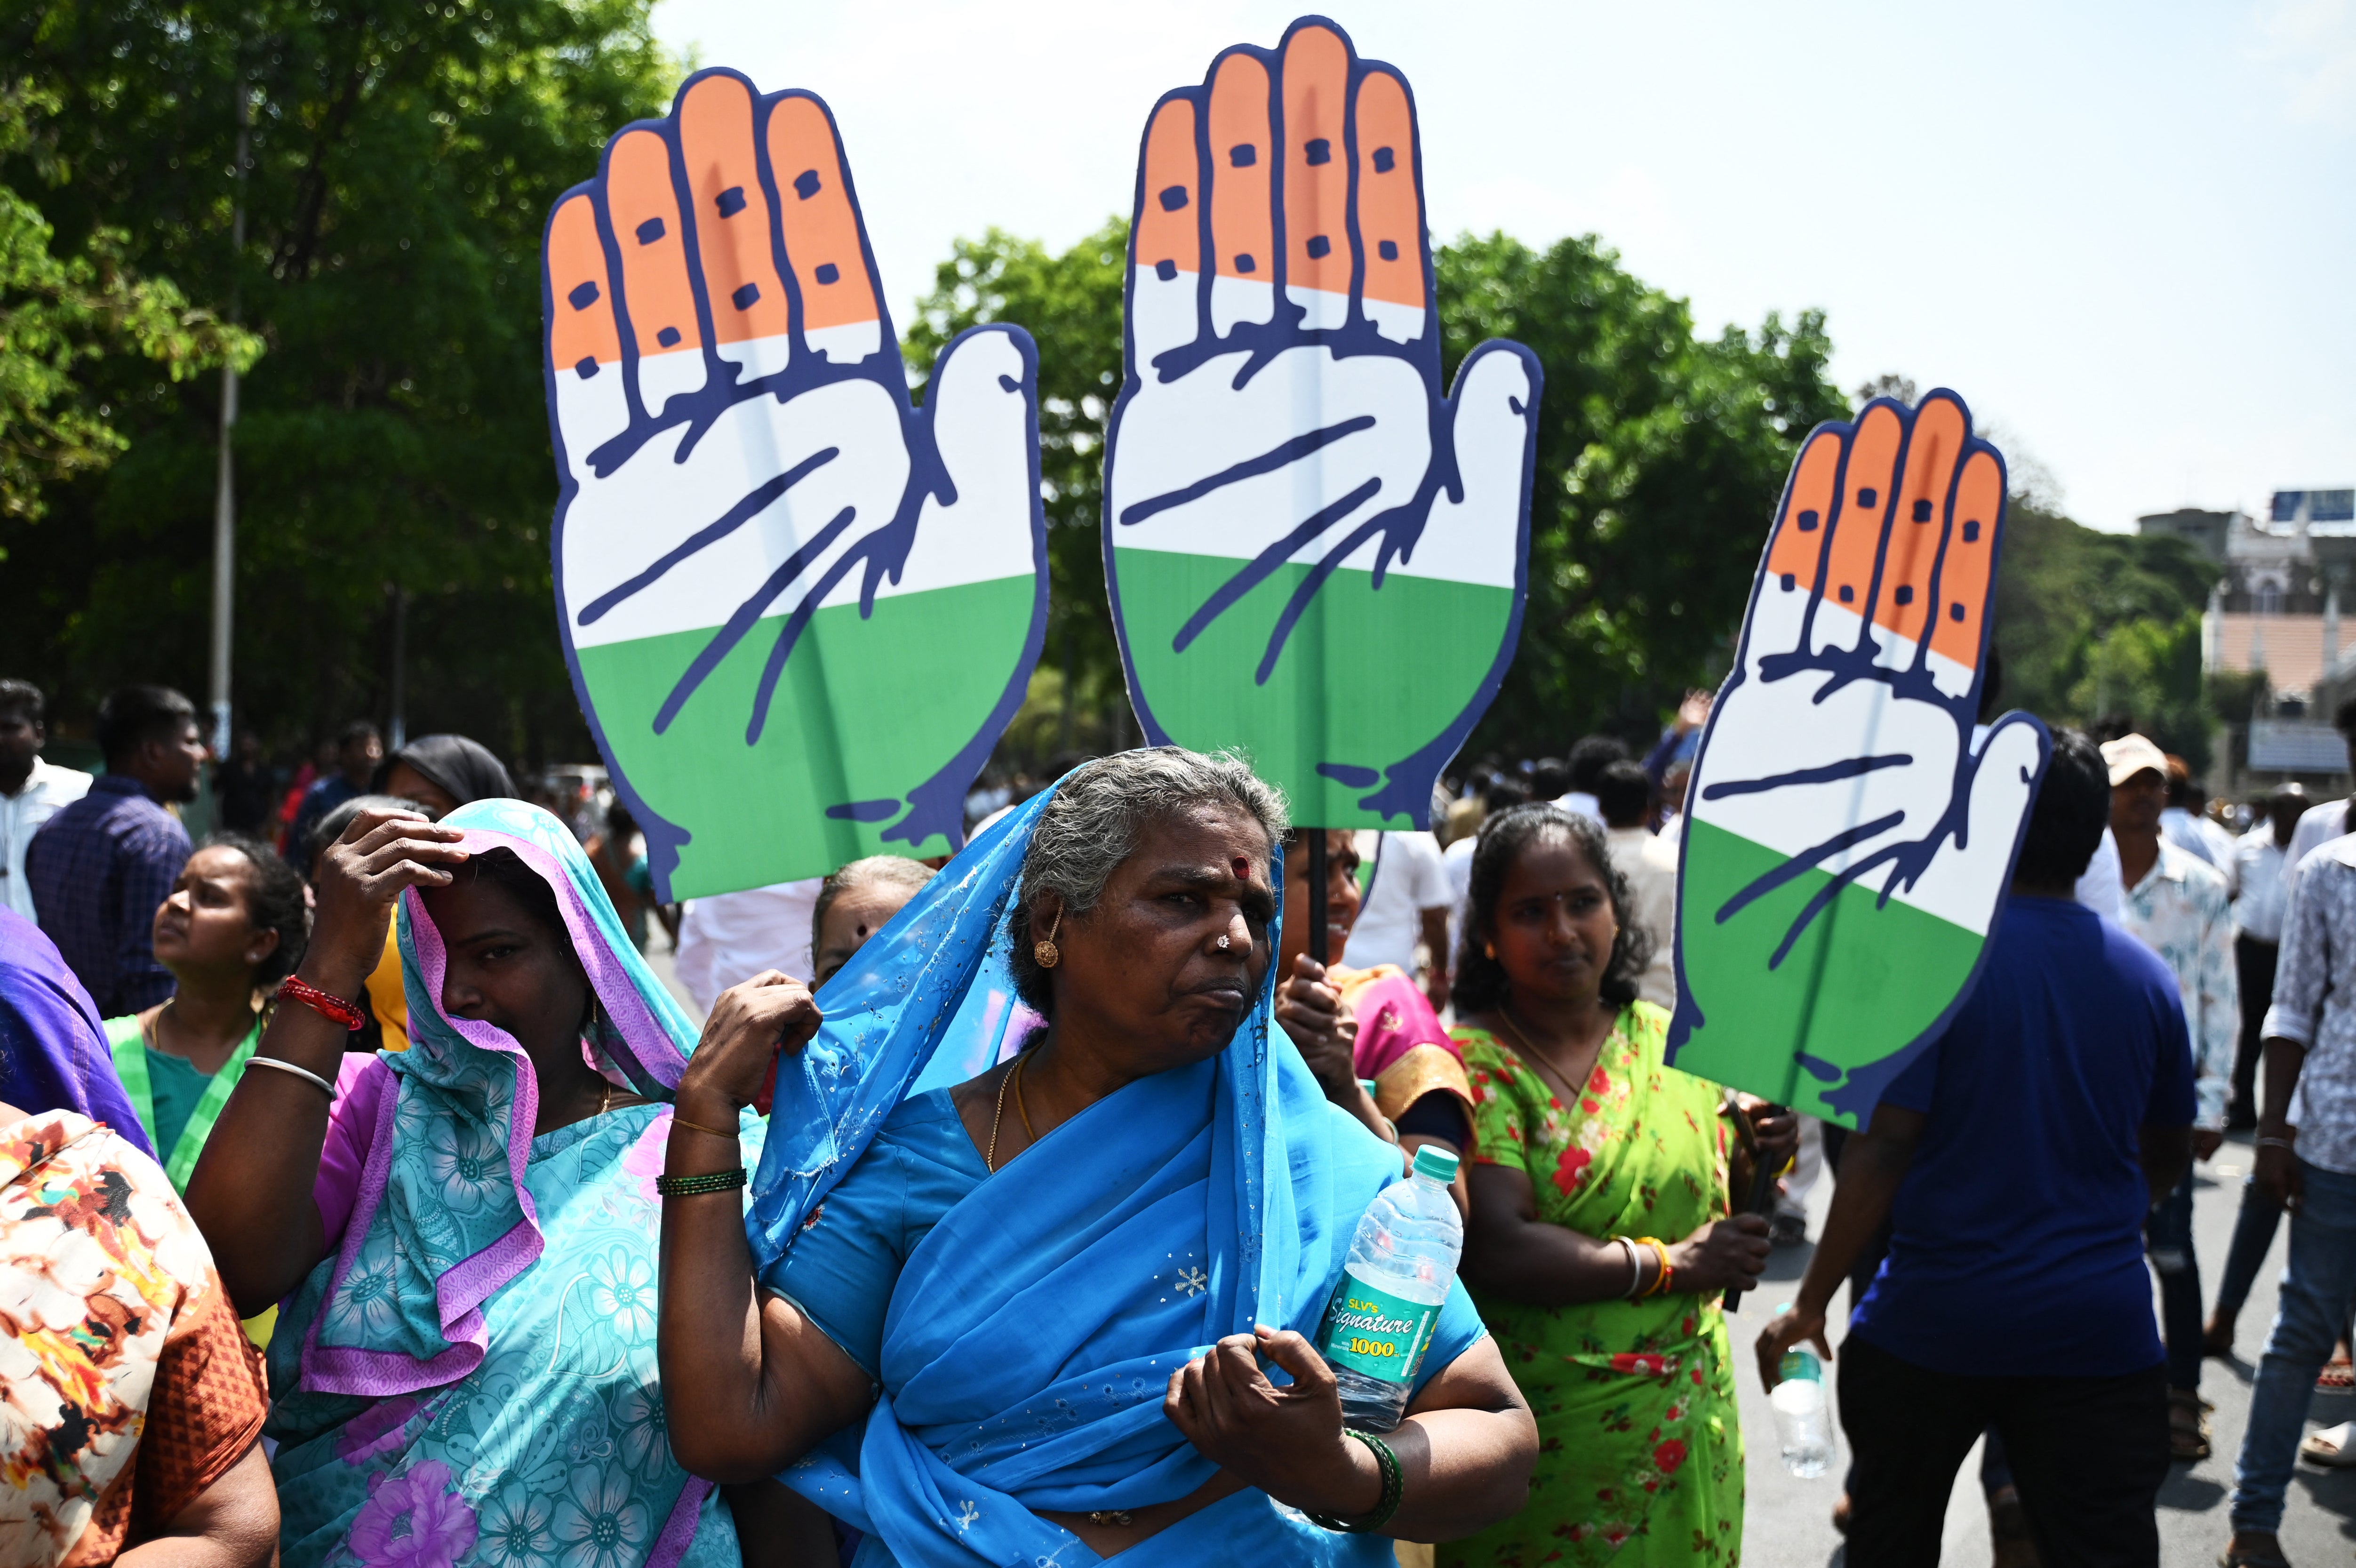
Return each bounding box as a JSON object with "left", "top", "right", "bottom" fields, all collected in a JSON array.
[{"left": 2104, "top": 731, "right": 2237, "bottom": 1463}]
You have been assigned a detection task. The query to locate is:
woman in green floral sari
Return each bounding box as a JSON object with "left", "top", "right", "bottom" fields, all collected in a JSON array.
[{"left": 1442, "top": 804, "right": 1794, "bottom": 1568}]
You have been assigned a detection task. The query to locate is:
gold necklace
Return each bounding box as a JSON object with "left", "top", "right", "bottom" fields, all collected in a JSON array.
[
  {"left": 985, "top": 1055, "right": 1021, "bottom": 1170},
  {"left": 1494, "top": 1005, "right": 1594, "bottom": 1104}
]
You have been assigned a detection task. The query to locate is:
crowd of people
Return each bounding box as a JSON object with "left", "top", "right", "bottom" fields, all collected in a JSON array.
[{"left": 0, "top": 671, "right": 2351, "bottom": 1568}]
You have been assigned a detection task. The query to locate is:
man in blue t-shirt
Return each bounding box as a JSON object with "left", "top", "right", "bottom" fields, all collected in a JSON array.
[{"left": 1758, "top": 728, "right": 2196, "bottom": 1568}]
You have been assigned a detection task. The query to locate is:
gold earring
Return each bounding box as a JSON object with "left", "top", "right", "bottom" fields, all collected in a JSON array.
[{"left": 1034, "top": 908, "right": 1064, "bottom": 969}]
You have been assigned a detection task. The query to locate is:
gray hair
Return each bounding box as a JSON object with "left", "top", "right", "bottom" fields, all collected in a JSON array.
[
  {"left": 1008, "top": 747, "right": 1288, "bottom": 1013},
  {"left": 811, "top": 854, "right": 937, "bottom": 954}
]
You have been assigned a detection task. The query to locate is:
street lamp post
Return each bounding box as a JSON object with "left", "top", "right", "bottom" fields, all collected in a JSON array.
[{"left": 208, "top": 67, "right": 250, "bottom": 757}]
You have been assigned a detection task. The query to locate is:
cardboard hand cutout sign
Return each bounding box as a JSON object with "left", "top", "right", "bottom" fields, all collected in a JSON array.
[
  {"left": 542, "top": 70, "right": 1047, "bottom": 901},
  {"left": 1104, "top": 16, "right": 1540, "bottom": 828},
  {"left": 1667, "top": 390, "right": 2050, "bottom": 1129}
]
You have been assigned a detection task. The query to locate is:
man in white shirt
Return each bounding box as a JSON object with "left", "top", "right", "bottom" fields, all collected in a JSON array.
[
  {"left": 673, "top": 876, "right": 823, "bottom": 1015},
  {"left": 2159, "top": 755, "right": 2238, "bottom": 887},
  {"left": 1349, "top": 829, "right": 1454, "bottom": 1010},
  {"left": 0, "top": 681, "right": 91, "bottom": 921},
  {"left": 2229, "top": 784, "right": 2305, "bottom": 1128},
  {"left": 2276, "top": 696, "right": 2356, "bottom": 907},
  {"left": 1595, "top": 760, "right": 1676, "bottom": 1011}
]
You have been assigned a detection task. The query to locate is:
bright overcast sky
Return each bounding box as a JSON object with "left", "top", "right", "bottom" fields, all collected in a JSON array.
[{"left": 648, "top": 0, "right": 2355, "bottom": 535}]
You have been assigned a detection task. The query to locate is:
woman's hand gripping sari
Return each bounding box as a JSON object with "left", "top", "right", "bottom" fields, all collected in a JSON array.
[
  {"left": 744, "top": 789, "right": 1488, "bottom": 1568},
  {"left": 263, "top": 801, "right": 764, "bottom": 1568},
  {"left": 1442, "top": 1003, "right": 1744, "bottom": 1568}
]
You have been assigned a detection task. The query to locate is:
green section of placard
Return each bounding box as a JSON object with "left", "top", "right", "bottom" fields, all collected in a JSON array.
[
  {"left": 1672, "top": 816, "right": 1985, "bottom": 1128},
  {"left": 573, "top": 575, "right": 1036, "bottom": 896},
  {"left": 1111, "top": 548, "right": 1513, "bottom": 827},
  {"left": 1318, "top": 1272, "right": 1441, "bottom": 1384}
]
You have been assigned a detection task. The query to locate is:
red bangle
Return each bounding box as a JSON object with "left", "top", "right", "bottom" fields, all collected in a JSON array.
[{"left": 280, "top": 976, "right": 367, "bottom": 1031}]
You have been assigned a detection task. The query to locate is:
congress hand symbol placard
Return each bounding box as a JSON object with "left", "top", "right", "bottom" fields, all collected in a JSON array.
[
  {"left": 543, "top": 69, "right": 1047, "bottom": 900},
  {"left": 1103, "top": 16, "right": 1540, "bottom": 828},
  {"left": 1667, "top": 390, "right": 2050, "bottom": 1128}
]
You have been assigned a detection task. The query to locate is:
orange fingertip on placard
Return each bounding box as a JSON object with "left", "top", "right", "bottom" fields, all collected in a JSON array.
[
  {"left": 1823, "top": 405, "right": 1903, "bottom": 619},
  {"left": 1765, "top": 432, "right": 1841, "bottom": 595},
  {"left": 766, "top": 95, "right": 879, "bottom": 334},
  {"left": 679, "top": 75, "right": 791, "bottom": 345},
  {"left": 1929, "top": 448, "right": 2004, "bottom": 671},
  {"left": 1281, "top": 24, "right": 1350, "bottom": 296},
  {"left": 1207, "top": 54, "right": 1274, "bottom": 284},
  {"left": 1874, "top": 399, "right": 1966, "bottom": 646},
  {"left": 1136, "top": 98, "right": 1200, "bottom": 279},
  {"left": 607, "top": 129, "right": 703, "bottom": 359},
  {"left": 546, "top": 194, "right": 620, "bottom": 372},
  {"left": 1353, "top": 70, "right": 1422, "bottom": 311}
]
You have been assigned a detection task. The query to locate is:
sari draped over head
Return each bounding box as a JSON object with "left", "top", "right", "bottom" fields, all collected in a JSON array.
[
  {"left": 265, "top": 800, "right": 762, "bottom": 1568},
  {"left": 748, "top": 784, "right": 1477, "bottom": 1568},
  {"left": 0, "top": 909, "right": 155, "bottom": 1159}
]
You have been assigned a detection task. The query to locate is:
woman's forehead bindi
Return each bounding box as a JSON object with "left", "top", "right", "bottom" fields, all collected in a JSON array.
[{"left": 1231, "top": 855, "right": 1253, "bottom": 880}]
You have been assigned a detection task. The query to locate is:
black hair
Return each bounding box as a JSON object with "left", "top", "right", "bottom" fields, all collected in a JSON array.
[
  {"left": 338, "top": 719, "right": 383, "bottom": 750},
  {"left": 2336, "top": 695, "right": 2356, "bottom": 738},
  {"left": 1595, "top": 760, "right": 1653, "bottom": 829},
  {"left": 1565, "top": 734, "right": 1632, "bottom": 795},
  {"left": 96, "top": 685, "right": 197, "bottom": 767},
  {"left": 308, "top": 792, "right": 437, "bottom": 874},
  {"left": 1484, "top": 774, "right": 1533, "bottom": 813},
  {"left": 199, "top": 832, "right": 310, "bottom": 986},
  {"left": 2014, "top": 728, "right": 2109, "bottom": 889},
  {"left": 1527, "top": 757, "right": 1569, "bottom": 798},
  {"left": 0, "top": 679, "right": 43, "bottom": 723},
  {"left": 605, "top": 797, "right": 637, "bottom": 839},
  {"left": 1453, "top": 803, "right": 1651, "bottom": 1014}
]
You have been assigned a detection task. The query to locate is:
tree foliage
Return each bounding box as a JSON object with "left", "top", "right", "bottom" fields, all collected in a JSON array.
[{"left": 1, "top": 1, "right": 675, "bottom": 760}]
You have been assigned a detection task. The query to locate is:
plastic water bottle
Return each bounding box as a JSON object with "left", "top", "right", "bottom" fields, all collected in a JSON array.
[
  {"left": 1318, "top": 1146, "right": 1463, "bottom": 1432},
  {"left": 1769, "top": 1319, "right": 1834, "bottom": 1478}
]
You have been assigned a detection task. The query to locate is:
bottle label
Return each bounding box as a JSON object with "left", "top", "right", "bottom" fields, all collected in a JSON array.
[
  {"left": 1778, "top": 1349, "right": 1822, "bottom": 1384},
  {"left": 1318, "top": 1274, "right": 1441, "bottom": 1384}
]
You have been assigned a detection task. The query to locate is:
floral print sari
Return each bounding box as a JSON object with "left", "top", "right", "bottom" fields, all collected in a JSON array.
[{"left": 1439, "top": 1002, "right": 1744, "bottom": 1568}]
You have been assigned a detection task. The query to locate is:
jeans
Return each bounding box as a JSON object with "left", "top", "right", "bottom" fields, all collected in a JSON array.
[
  {"left": 2230, "top": 1159, "right": 2356, "bottom": 1534},
  {"left": 1838, "top": 1332, "right": 2168, "bottom": 1568},
  {"left": 2145, "top": 1166, "right": 2203, "bottom": 1391},
  {"left": 2213, "top": 1175, "right": 2284, "bottom": 1328},
  {"left": 2230, "top": 936, "right": 2277, "bottom": 1126}
]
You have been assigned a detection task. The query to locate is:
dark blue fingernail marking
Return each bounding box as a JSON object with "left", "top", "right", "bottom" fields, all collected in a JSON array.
[
  {"left": 794, "top": 169, "right": 822, "bottom": 200},
  {"left": 731, "top": 282, "right": 761, "bottom": 310},
  {"left": 656, "top": 326, "right": 681, "bottom": 348},
  {"left": 568, "top": 280, "right": 600, "bottom": 311},
  {"left": 1230, "top": 144, "right": 1257, "bottom": 168},
  {"left": 1962, "top": 520, "right": 1981, "bottom": 542},
  {"left": 1154, "top": 258, "right": 1177, "bottom": 281},
  {"left": 1304, "top": 138, "right": 1331, "bottom": 165},
  {"left": 575, "top": 356, "right": 598, "bottom": 379},
  {"left": 815, "top": 263, "right": 839, "bottom": 285},
  {"left": 1234, "top": 253, "right": 1256, "bottom": 274},
  {"left": 1780, "top": 573, "right": 1796, "bottom": 591},
  {"left": 1378, "top": 240, "right": 1398, "bottom": 261},
  {"left": 716, "top": 186, "right": 747, "bottom": 218},
  {"left": 1911, "top": 499, "right": 1933, "bottom": 522},
  {"left": 1838, "top": 584, "right": 1854, "bottom": 602},
  {"left": 1373, "top": 146, "right": 1395, "bottom": 173},
  {"left": 1306, "top": 235, "right": 1331, "bottom": 259},
  {"left": 1797, "top": 510, "right": 1819, "bottom": 532},
  {"left": 1893, "top": 585, "right": 1914, "bottom": 605},
  {"left": 635, "top": 216, "right": 665, "bottom": 245},
  {"left": 1857, "top": 487, "right": 1877, "bottom": 507},
  {"left": 1950, "top": 602, "right": 1966, "bottom": 622},
  {"left": 1159, "top": 184, "right": 1189, "bottom": 212}
]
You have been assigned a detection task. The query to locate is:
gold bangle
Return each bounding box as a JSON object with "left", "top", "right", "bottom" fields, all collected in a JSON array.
[
  {"left": 1638, "top": 1237, "right": 1672, "bottom": 1297},
  {"left": 670, "top": 1115, "right": 740, "bottom": 1144}
]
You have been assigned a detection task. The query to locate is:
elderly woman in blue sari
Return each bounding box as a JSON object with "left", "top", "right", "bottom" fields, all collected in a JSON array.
[
  {"left": 658, "top": 748, "right": 1540, "bottom": 1566},
  {"left": 182, "top": 801, "right": 808, "bottom": 1567}
]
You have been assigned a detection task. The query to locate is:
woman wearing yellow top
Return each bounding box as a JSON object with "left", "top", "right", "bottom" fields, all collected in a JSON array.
[
  {"left": 103, "top": 833, "right": 308, "bottom": 1192},
  {"left": 1443, "top": 804, "right": 1792, "bottom": 1568}
]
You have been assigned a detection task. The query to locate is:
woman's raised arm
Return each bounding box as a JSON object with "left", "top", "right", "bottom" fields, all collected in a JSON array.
[
  {"left": 183, "top": 809, "right": 468, "bottom": 1315},
  {"left": 658, "top": 974, "right": 875, "bottom": 1482}
]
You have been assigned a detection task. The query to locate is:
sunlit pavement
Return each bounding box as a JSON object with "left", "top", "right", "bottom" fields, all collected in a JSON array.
[{"left": 1740, "top": 1129, "right": 2356, "bottom": 1567}]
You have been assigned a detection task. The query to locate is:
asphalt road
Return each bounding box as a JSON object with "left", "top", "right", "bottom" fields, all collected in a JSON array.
[
  {"left": 643, "top": 937, "right": 2353, "bottom": 1564},
  {"left": 1737, "top": 1129, "right": 2356, "bottom": 1567}
]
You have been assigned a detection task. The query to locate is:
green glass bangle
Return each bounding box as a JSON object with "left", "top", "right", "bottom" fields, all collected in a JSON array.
[
  {"left": 1307, "top": 1428, "right": 1404, "bottom": 1533},
  {"left": 655, "top": 1167, "right": 747, "bottom": 1198}
]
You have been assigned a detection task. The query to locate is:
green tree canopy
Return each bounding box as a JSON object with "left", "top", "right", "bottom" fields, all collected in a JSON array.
[{"left": 2, "top": 1, "right": 674, "bottom": 761}]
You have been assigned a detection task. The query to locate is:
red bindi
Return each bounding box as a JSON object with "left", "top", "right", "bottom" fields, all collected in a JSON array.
[{"left": 1231, "top": 856, "right": 1251, "bottom": 879}]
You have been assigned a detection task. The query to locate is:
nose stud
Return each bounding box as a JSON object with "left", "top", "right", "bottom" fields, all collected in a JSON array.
[{"left": 1217, "top": 934, "right": 1232, "bottom": 950}]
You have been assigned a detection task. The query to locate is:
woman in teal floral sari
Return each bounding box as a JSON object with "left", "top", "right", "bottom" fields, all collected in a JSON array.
[
  {"left": 1443, "top": 805, "right": 1793, "bottom": 1568},
  {"left": 184, "top": 800, "right": 792, "bottom": 1568}
]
